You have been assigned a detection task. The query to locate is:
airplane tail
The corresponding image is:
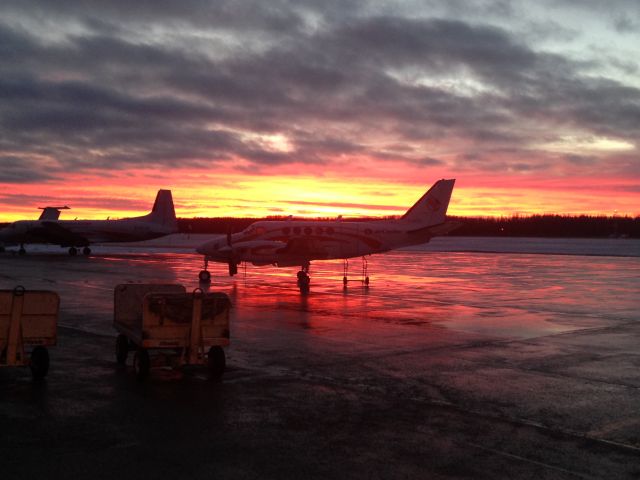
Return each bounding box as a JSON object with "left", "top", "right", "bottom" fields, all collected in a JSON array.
[
  {"left": 144, "top": 190, "right": 177, "bottom": 231},
  {"left": 400, "top": 179, "right": 455, "bottom": 228}
]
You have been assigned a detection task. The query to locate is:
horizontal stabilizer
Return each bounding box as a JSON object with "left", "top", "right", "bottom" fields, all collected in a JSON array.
[{"left": 408, "top": 220, "right": 463, "bottom": 236}]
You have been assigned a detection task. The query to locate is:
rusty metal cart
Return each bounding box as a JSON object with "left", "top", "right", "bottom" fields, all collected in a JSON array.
[
  {"left": 0, "top": 286, "right": 59, "bottom": 379},
  {"left": 113, "top": 283, "right": 231, "bottom": 381}
]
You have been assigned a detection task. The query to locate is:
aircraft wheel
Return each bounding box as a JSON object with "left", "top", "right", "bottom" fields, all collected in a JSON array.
[
  {"left": 199, "top": 270, "right": 211, "bottom": 283},
  {"left": 228, "top": 262, "right": 238, "bottom": 276},
  {"left": 365, "top": 276, "right": 370, "bottom": 286},
  {"left": 343, "top": 276, "right": 348, "bottom": 286},
  {"left": 18, "top": 247, "right": 26, "bottom": 255},
  {"left": 207, "top": 346, "right": 225, "bottom": 381},
  {"left": 298, "top": 273, "right": 310, "bottom": 293},
  {"left": 82, "top": 246, "right": 91, "bottom": 255},
  {"left": 115, "top": 334, "right": 129, "bottom": 365},
  {"left": 69, "top": 247, "right": 78, "bottom": 256},
  {"left": 133, "top": 348, "right": 150, "bottom": 381},
  {"left": 30, "top": 346, "right": 49, "bottom": 379}
]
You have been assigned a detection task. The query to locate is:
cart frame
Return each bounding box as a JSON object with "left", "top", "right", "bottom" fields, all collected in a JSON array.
[
  {"left": 0, "top": 285, "right": 59, "bottom": 378},
  {"left": 113, "top": 283, "right": 230, "bottom": 380}
]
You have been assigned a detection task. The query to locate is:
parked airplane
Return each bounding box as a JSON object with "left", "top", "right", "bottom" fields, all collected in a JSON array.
[
  {"left": 0, "top": 190, "right": 177, "bottom": 255},
  {"left": 196, "top": 179, "right": 457, "bottom": 291}
]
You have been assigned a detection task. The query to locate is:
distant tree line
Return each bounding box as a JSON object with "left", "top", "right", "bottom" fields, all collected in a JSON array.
[
  {"left": 1, "top": 215, "right": 636, "bottom": 238},
  {"left": 176, "top": 214, "right": 640, "bottom": 238}
]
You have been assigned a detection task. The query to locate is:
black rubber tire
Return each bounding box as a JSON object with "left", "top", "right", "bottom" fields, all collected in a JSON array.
[
  {"left": 18, "top": 247, "right": 26, "bottom": 255},
  {"left": 30, "top": 346, "right": 49, "bottom": 379},
  {"left": 133, "top": 348, "right": 150, "bottom": 381},
  {"left": 299, "top": 275, "right": 310, "bottom": 294},
  {"left": 199, "top": 270, "right": 211, "bottom": 282},
  {"left": 207, "top": 346, "right": 226, "bottom": 381},
  {"left": 83, "top": 246, "right": 91, "bottom": 255},
  {"left": 228, "top": 262, "right": 238, "bottom": 276},
  {"left": 115, "top": 334, "right": 129, "bottom": 365},
  {"left": 69, "top": 247, "right": 77, "bottom": 256}
]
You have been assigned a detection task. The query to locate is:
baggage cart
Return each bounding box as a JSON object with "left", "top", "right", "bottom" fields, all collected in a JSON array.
[
  {"left": 0, "top": 286, "right": 59, "bottom": 378},
  {"left": 113, "top": 283, "right": 231, "bottom": 381}
]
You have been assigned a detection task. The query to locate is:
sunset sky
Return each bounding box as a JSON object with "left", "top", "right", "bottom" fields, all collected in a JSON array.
[{"left": 1, "top": 0, "right": 639, "bottom": 221}]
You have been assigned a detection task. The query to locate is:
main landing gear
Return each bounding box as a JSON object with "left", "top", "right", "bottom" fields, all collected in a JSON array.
[
  {"left": 297, "top": 263, "right": 311, "bottom": 293},
  {"left": 342, "top": 257, "right": 370, "bottom": 289}
]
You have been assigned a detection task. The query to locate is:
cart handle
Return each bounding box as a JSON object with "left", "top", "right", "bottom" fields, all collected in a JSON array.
[{"left": 13, "top": 285, "right": 25, "bottom": 297}]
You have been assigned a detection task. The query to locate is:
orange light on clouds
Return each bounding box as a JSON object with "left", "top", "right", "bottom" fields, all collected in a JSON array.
[{"left": 1, "top": 165, "right": 639, "bottom": 223}]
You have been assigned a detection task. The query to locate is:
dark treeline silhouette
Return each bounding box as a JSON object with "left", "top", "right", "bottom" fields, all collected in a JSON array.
[{"left": 176, "top": 215, "right": 640, "bottom": 238}]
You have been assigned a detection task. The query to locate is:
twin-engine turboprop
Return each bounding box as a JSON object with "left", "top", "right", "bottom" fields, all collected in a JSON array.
[
  {"left": 0, "top": 190, "right": 177, "bottom": 255},
  {"left": 196, "top": 179, "right": 457, "bottom": 291}
]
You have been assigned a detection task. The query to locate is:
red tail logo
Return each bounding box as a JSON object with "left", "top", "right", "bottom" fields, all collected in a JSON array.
[{"left": 426, "top": 197, "right": 441, "bottom": 212}]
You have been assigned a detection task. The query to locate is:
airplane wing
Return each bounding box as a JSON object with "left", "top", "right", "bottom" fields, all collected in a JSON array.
[
  {"left": 28, "top": 221, "right": 89, "bottom": 246},
  {"left": 278, "top": 237, "right": 329, "bottom": 258},
  {"left": 407, "top": 220, "right": 462, "bottom": 237}
]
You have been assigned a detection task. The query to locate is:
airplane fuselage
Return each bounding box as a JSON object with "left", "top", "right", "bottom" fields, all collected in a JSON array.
[
  {"left": 200, "top": 219, "right": 432, "bottom": 267},
  {"left": 0, "top": 217, "right": 174, "bottom": 247}
]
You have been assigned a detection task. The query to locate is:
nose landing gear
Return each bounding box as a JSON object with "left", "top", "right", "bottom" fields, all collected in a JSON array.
[{"left": 199, "top": 258, "right": 211, "bottom": 283}]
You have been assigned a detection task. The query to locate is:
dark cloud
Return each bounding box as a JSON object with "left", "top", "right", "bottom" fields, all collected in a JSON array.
[
  {"left": 0, "top": 1, "right": 638, "bottom": 183},
  {"left": 0, "top": 156, "right": 58, "bottom": 183}
]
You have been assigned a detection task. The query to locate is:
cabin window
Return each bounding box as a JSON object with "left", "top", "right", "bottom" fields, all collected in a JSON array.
[
  {"left": 293, "top": 227, "right": 301, "bottom": 235},
  {"left": 304, "top": 227, "right": 312, "bottom": 235},
  {"left": 316, "top": 227, "right": 324, "bottom": 234}
]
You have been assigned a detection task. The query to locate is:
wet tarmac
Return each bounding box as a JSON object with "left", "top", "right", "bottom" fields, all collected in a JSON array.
[{"left": 1, "top": 244, "right": 639, "bottom": 479}]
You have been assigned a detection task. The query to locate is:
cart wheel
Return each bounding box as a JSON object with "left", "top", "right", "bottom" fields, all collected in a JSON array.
[
  {"left": 30, "top": 346, "right": 49, "bottom": 379},
  {"left": 207, "top": 346, "right": 225, "bottom": 381},
  {"left": 133, "top": 348, "right": 150, "bottom": 381},
  {"left": 115, "top": 334, "right": 129, "bottom": 365}
]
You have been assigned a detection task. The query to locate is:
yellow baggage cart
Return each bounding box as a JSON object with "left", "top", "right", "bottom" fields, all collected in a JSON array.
[
  {"left": 113, "top": 284, "right": 230, "bottom": 381},
  {"left": 0, "top": 286, "right": 59, "bottom": 378}
]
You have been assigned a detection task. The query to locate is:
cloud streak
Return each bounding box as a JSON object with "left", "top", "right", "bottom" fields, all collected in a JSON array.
[{"left": 0, "top": 0, "right": 638, "bottom": 216}]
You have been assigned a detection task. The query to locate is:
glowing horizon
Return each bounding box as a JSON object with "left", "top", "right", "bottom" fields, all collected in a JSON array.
[{"left": 1, "top": 170, "right": 638, "bottom": 223}]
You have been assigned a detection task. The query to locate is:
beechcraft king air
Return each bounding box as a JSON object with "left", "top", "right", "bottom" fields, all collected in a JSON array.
[
  {"left": 196, "top": 179, "right": 457, "bottom": 291},
  {"left": 0, "top": 190, "right": 177, "bottom": 255}
]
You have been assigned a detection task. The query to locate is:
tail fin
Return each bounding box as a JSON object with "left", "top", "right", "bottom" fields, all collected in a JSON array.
[
  {"left": 401, "top": 179, "right": 455, "bottom": 227},
  {"left": 145, "top": 190, "right": 177, "bottom": 231},
  {"left": 38, "top": 206, "right": 69, "bottom": 221}
]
